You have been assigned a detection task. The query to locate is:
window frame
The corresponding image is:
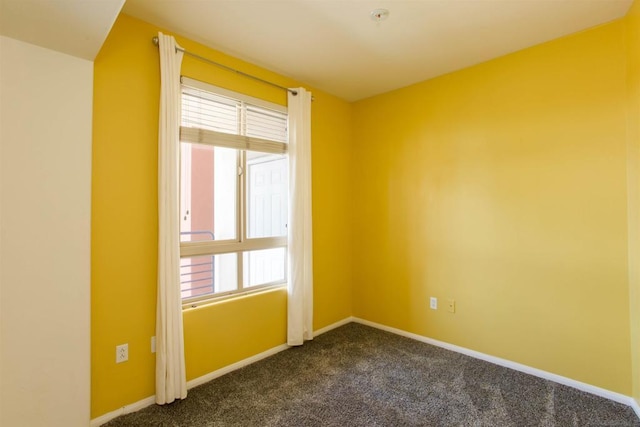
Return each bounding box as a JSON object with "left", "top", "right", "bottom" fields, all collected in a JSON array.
[{"left": 179, "top": 77, "right": 288, "bottom": 306}]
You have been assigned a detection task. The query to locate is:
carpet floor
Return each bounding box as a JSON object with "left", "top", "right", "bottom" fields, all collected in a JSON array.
[{"left": 104, "top": 323, "right": 640, "bottom": 426}]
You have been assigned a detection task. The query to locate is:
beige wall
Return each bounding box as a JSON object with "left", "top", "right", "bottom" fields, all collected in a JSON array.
[{"left": 0, "top": 36, "right": 92, "bottom": 426}]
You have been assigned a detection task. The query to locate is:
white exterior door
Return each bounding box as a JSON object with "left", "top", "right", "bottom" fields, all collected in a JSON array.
[{"left": 246, "top": 156, "right": 287, "bottom": 285}]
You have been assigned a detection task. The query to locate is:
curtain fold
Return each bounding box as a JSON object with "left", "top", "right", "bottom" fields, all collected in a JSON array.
[
  {"left": 156, "top": 32, "right": 187, "bottom": 405},
  {"left": 287, "top": 88, "right": 314, "bottom": 346}
]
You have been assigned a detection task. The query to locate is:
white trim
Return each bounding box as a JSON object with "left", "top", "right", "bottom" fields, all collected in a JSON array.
[
  {"left": 180, "top": 236, "right": 287, "bottom": 258},
  {"left": 89, "top": 396, "right": 156, "bottom": 427},
  {"left": 187, "top": 317, "right": 354, "bottom": 390},
  {"left": 313, "top": 316, "right": 354, "bottom": 337},
  {"left": 183, "top": 283, "right": 286, "bottom": 309},
  {"left": 631, "top": 398, "right": 640, "bottom": 419},
  {"left": 186, "top": 343, "right": 289, "bottom": 389},
  {"left": 186, "top": 318, "right": 353, "bottom": 391},
  {"left": 352, "top": 318, "right": 637, "bottom": 409}
]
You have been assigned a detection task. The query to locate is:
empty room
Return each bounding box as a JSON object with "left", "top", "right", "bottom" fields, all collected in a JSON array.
[{"left": 3, "top": 0, "right": 640, "bottom": 425}]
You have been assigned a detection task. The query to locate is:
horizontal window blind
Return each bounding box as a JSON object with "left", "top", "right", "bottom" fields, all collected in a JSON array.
[
  {"left": 181, "top": 83, "right": 287, "bottom": 153},
  {"left": 182, "top": 87, "right": 239, "bottom": 134},
  {"left": 246, "top": 106, "right": 287, "bottom": 143},
  {"left": 180, "top": 127, "right": 287, "bottom": 154}
]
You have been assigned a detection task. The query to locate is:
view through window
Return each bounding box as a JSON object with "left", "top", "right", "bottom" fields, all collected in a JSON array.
[{"left": 179, "top": 79, "right": 288, "bottom": 303}]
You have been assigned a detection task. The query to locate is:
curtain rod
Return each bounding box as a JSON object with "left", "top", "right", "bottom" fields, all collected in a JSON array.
[{"left": 152, "top": 36, "right": 298, "bottom": 96}]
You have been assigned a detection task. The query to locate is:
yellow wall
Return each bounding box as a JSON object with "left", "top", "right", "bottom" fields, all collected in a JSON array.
[
  {"left": 626, "top": 0, "right": 640, "bottom": 404},
  {"left": 352, "top": 21, "right": 632, "bottom": 394},
  {"left": 92, "top": 14, "right": 352, "bottom": 418}
]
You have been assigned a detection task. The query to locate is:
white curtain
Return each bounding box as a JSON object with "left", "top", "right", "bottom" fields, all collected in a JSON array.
[
  {"left": 287, "top": 88, "right": 314, "bottom": 346},
  {"left": 156, "top": 32, "right": 187, "bottom": 404}
]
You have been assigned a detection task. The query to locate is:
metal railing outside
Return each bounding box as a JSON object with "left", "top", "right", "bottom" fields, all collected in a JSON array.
[{"left": 180, "top": 231, "right": 214, "bottom": 298}]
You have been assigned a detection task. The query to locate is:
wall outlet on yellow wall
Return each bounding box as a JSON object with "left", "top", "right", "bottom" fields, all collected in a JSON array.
[
  {"left": 447, "top": 299, "right": 456, "bottom": 313},
  {"left": 116, "top": 344, "right": 128, "bottom": 363},
  {"left": 430, "top": 297, "right": 438, "bottom": 310}
]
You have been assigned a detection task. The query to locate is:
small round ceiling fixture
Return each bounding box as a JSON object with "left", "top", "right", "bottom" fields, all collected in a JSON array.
[{"left": 370, "top": 8, "right": 390, "bottom": 23}]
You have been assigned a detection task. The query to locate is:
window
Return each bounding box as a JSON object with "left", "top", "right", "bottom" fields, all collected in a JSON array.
[{"left": 179, "top": 77, "right": 288, "bottom": 304}]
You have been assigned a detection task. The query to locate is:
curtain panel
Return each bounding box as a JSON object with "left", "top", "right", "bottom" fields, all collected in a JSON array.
[
  {"left": 156, "top": 32, "right": 187, "bottom": 404},
  {"left": 287, "top": 88, "right": 314, "bottom": 346}
]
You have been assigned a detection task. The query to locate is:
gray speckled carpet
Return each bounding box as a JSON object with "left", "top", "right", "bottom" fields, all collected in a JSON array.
[{"left": 104, "top": 323, "right": 640, "bottom": 426}]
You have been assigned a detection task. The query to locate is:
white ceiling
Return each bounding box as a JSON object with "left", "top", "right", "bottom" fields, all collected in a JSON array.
[
  {"left": 123, "top": 0, "right": 633, "bottom": 101},
  {"left": 0, "top": 1, "right": 632, "bottom": 100},
  {"left": 0, "top": 0, "right": 125, "bottom": 60}
]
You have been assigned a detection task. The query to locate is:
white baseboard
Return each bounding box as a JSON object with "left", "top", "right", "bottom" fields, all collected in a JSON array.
[
  {"left": 188, "top": 316, "right": 354, "bottom": 390},
  {"left": 631, "top": 397, "right": 640, "bottom": 419},
  {"left": 186, "top": 343, "right": 290, "bottom": 389},
  {"left": 352, "top": 317, "right": 637, "bottom": 409},
  {"left": 91, "top": 317, "right": 353, "bottom": 426},
  {"left": 90, "top": 395, "right": 156, "bottom": 427},
  {"left": 313, "top": 316, "right": 354, "bottom": 337}
]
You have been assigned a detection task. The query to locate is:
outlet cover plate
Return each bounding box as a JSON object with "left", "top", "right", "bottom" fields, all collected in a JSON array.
[
  {"left": 116, "top": 343, "right": 128, "bottom": 363},
  {"left": 447, "top": 299, "right": 456, "bottom": 313},
  {"left": 430, "top": 297, "right": 438, "bottom": 310}
]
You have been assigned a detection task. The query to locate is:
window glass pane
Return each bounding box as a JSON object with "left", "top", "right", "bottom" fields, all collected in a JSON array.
[
  {"left": 246, "top": 105, "right": 288, "bottom": 143},
  {"left": 215, "top": 253, "right": 239, "bottom": 293},
  {"left": 180, "top": 143, "right": 237, "bottom": 242},
  {"left": 243, "top": 248, "right": 286, "bottom": 288},
  {"left": 181, "top": 254, "right": 238, "bottom": 299},
  {"left": 246, "top": 152, "right": 288, "bottom": 239}
]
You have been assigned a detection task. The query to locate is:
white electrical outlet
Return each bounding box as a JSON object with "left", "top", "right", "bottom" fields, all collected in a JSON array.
[
  {"left": 430, "top": 297, "right": 438, "bottom": 310},
  {"left": 151, "top": 336, "right": 156, "bottom": 354},
  {"left": 447, "top": 299, "right": 456, "bottom": 313},
  {"left": 116, "top": 343, "right": 128, "bottom": 363}
]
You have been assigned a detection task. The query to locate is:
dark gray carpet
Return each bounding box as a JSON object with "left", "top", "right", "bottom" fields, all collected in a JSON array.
[{"left": 104, "top": 323, "right": 640, "bottom": 426}]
